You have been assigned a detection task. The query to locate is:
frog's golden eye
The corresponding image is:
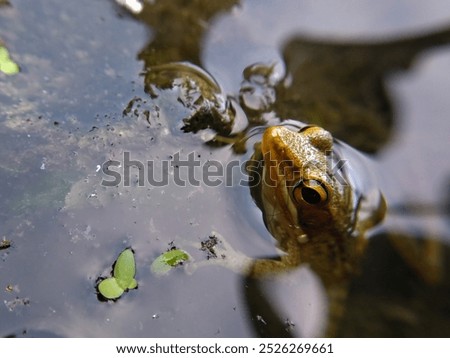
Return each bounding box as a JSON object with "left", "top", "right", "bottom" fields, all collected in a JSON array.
[{"left": 292, "top": 179, "right": 328, "bottom": 205}]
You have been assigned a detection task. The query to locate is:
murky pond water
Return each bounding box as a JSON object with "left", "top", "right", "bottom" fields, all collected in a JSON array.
[{"left": 1, "top": 0, "right": 449, "bottom": 337}]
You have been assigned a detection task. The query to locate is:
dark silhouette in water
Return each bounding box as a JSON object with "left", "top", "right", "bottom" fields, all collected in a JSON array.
[{"left": 274, "top": 27, "right": 450, "bottom": 153}]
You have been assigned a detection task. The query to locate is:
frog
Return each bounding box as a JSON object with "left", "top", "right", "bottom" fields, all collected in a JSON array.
[
  {"left": 246, "top": 124, "right": 387, "bottom": 335},
  {"left": 186, "top": 123, "right": 386, "bottom": 336},
  {"left": 245, "top": 124, "right": 386, "bottom": 279}
]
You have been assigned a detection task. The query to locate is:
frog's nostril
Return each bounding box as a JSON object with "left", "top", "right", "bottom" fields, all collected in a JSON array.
[{"left": 265, "top": 126, "right": 284, "bottom": 138}]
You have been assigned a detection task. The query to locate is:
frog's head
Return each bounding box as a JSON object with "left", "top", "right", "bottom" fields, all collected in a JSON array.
[{"left": 258, "top": 125, "right": 385, "bottom": 246}]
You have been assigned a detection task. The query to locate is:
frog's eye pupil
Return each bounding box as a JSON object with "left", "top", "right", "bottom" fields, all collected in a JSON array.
[
  {"left": 292, "top": 179, "right": 328, "bottom": 205},
  {"left": 301, "top": 187, "right": 322, "bottom": 205}
]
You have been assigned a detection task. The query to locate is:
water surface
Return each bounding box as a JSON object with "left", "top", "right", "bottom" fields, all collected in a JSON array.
[{"left": 0, "top": 0, "right": 449, "bottom": 337}]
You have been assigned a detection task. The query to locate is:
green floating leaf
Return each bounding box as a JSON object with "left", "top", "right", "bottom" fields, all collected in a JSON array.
[
  {"left": 1, "top": 60, "right": 19, "bottom": 75},
  {"left": 114, "top": 248, "right": 136, "bottom": 290},
  {"left": 127, "top": 278, "right": 138, "bottom": 290},
  {"left": 151, "top": 249, "right": 189, "bottom": 276},
  {"left": 0, "top": 47, "right": 8, "bottom": 61},
  {"left": 97, "top": 248, "right": 137, "bottom": 300},
  {"left": 0, "top": 45, "right": 19, "bottom": 75},
  {"left": 98, "top": 277, "right": 124, "bottom": 300},
  {"left": 164, "top": 249, "right": 189, "bottom": 266}
]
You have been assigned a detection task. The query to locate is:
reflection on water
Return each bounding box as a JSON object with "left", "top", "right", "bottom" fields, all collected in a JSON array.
[
  {"left": 275, "top": 28, "right": 450, "bottom": 153},
  {"left": 0, "top": 0, "right": 449, "bottom": 337},
  {"left": 135, "top": 0, "right": 238, "bottom": 67}
]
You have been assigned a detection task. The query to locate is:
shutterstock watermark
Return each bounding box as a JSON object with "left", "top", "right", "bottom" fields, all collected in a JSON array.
[
  {"left": 101, "top": 152, "right": 251, "bottom": 188},
  {"left": 100, "top": 151, "right": 349, "bottom": 188}
]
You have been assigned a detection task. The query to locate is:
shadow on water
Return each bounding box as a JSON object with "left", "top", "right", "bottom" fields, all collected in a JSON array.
[
  {"left": 274, "top": 27, "right": 450, "bottom": 153},
  {"left": 134, "top": 0, "right": 238, "bottom": 67}
]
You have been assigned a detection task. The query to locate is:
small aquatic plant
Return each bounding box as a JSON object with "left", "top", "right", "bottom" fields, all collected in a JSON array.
[
  {"left": 0, "top": 45, "right": 19, "bottom": 75},
  {"left": 97, "top": 248, "right": 137, "bottom": 300},
  {"left": 150, "top": 248, "right": 189, "bottom": 276}
]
